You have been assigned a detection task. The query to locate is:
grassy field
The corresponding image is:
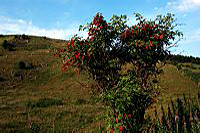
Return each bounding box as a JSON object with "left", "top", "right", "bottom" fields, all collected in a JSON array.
[
  {"left": 176, "top": 63, "right": 200, "bottom": 85},
  {"left": 0, "top": 35, "right": 199, "bottom": 131}
]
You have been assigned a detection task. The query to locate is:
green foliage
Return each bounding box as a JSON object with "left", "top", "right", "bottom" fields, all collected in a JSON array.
[
  {"left": 168, "top": 54, "right": 200, "bottom": 65},
  {"left": 103, "top": 73, "right": 152, "bottom": 131}
]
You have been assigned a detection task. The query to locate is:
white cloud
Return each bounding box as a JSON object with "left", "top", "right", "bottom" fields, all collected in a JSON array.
[
  {"left": 167, "top": 0, "right": 200, "bottom": 12},
  {"left": 0, "top": 16, "right": 87, "bottom": 40}
]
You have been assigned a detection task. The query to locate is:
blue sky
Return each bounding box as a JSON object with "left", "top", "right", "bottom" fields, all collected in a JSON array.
[{"left": 0, "top": 0, "right": 200, "bottom": 57}]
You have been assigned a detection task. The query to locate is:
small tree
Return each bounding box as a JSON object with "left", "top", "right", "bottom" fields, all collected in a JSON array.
[
  {"left": 56, "top": 12, "right": 182, "bottom": 131},
  {"left": 2, "top": 40, "right": 15, "bottom": 51},
  {"left": 2, "top": 40, "right": 8, "bottom": 49}
]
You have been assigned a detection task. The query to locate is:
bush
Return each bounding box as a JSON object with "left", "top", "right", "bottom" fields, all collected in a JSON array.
[
  {"left": 21, "top": 34, "right": 27, "bottom": 39},
  {"left": 0, "top": 77, "right": 6, "bottom": 82},
  {"left": 2, "top": 40, "right": 8, "bottom": 49},
  {"left": 18, "top": 61, "right": 26, "bottom": 69},
  {"left": 14, "top": 35, "right": 18, "bottom": 39},
  {"left": 18, "top": 61, "right": 34, "bottom": 70},
  {"left": 2, "top": 40, "right": 15, "bottom": 51},
  {"left": 176, "top": 64, "right": 182, "bottom": 70},
  {"left": 56, "top": 12, "right": 183, "bottom": 132}
]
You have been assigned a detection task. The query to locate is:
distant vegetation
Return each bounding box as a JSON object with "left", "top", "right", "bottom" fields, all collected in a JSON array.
[{"left": 168, "top": 54, "right": 200, "bottom": 65}]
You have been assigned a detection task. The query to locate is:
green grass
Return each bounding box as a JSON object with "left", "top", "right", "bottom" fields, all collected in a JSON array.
[
  {"left": 26, "top": 98, "right": 63, "bottom": 108},
  {"left": 0, "top": 35, "right": 200, "bottom": 131}
]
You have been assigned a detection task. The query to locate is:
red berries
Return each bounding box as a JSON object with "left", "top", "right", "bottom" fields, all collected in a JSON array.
[
  {"left": 145, "top": 24, "right": 149, "bottom": 28},
  {"left": 72, "top": 39, "right": 74, "bottom": 47},
  {"left": 76, "top": 55, "right": 79, "bottom": 59},
  {"left": 100, "top": 26, "right": 103, "bottom": 29},
  {"left": 76, "top": 53, "right": 81, "bottom": 59},
  {"left": 116, "top": 118, "right": 118, "bottom": 123},
  {"left": 120, "top": 125, "right": 124, "bottom": 131},
  {"left": 154, "top": 34, "right": 163, "bottom": 40},
  {"left": 150, "top": 40, "right": 152, "bottom": 47},
  {"left": 82, "top": 55, "right": 84, "bottom": 61},
  {"left": 160, "top": 34, "right": 163, "bottom": 40},
  {"left": 154, "top": 34, "right": 158, "bottom": 40}
]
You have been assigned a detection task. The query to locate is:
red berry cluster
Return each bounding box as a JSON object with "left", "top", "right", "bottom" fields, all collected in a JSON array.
[
  {"left": 60, "top": 14, "right": 110, "bottom": 71},
  {"left": 114, "top": 114, "right": 132, "bottom": 131},
  {"left": 92, "top": 14, "right": 108, "bottom": 30},
  {"left": 121, "top": 23, "right": 165, "bottom": 50},
  {"left": 87, "top": 13, "right": 108, "bottom": 42},
  {"left": 59, "top": 36, "right": 96, "bottom": 71}
]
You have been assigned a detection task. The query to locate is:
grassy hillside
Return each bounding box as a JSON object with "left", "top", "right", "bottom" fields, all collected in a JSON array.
[
  {"left": 0, "top": 35, "right": 199, "bottom": 131},
  {"left": 0, "top": 35, "right": 106, "bottom": 131}
]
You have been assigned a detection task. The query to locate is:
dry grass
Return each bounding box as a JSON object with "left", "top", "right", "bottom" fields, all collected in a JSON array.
[
  {"left": 146, "top": 64, "right": 199, "bottom": 118},
  {"left": 0, "top": 35, "right": 106, "bottom": 131}
]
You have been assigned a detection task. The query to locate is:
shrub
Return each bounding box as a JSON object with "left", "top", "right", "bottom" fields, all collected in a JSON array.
[
  {"left": 56, "top": 12, "right": 182, "bottom": 131},
  {"left": 21, "top": 34, "right": 26, "bottom": 39},
  {"left": 0, "top": 77, "right": 6, "bottom": 82},
  {"left": 18, "top": 61, "right": 26, "bottom": 69},
  {"left": 2, "top": 40, "right": 15, "bottom": 51},
  {"left": 2, "top": 40, "right": 8, "bottom": 49},
  {"left": 176, "top": 63, "right": 182, "bottom": 70}
]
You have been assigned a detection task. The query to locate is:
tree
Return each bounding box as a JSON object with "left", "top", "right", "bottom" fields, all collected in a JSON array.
[
  {"left": 56, "top": 12, "right": 183, "bottom": 131},
  {"left": 2, "top": 40, "right": 8, "bottom": 49},
  {"left": 2, "top": 40, "right": 16, "bottom": 51}
]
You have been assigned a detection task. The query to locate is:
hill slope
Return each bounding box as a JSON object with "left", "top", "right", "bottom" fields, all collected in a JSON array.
[{"left": 0, "top": 35, "right": 199, "bottom": 131}]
